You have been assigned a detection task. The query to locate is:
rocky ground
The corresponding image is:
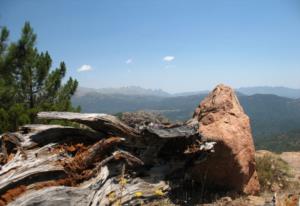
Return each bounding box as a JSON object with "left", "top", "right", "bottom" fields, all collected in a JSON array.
[
  {"left": 154, "top": 150, "right": 300, "bottom": 206},
  {"left": 280, "top": 152, "right": 300, "bottom": 182},
  {"left": 200, "top": 151, "right": 300, "bottom": 206}
]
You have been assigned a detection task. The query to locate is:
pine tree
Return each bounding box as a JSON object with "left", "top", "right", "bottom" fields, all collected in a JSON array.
[{"left": 0, "top": 22, "right": 79, "bottom": 132}]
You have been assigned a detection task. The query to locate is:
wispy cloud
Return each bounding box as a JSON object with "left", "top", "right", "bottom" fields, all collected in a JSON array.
[
  {"left": 125, "top": 59, "right": 133, "bottom": 64},
  {"left": 163, "top": 56, "right": 175, "bottom": 62},
  {"left": 77, "top": 64, "right": 93, "bottom": 72}
]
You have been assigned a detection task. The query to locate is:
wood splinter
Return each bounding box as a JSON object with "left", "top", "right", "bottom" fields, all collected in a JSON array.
[{"left": 63, "top": 136, "right": 125, "bottom": 174}]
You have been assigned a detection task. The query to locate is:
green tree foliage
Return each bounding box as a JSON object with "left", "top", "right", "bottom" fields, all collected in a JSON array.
[{"left": 0, "top": 22, "right": 79, "bottom": 132}]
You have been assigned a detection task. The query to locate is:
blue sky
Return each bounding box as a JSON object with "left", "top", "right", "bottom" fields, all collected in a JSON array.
[{"left": 1, "top": 0, "right": 300, "bottom": 92}]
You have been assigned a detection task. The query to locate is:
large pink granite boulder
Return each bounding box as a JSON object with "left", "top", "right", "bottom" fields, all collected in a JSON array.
[{"left": 191, "top": 84, "right": 260, "bottom": 194}]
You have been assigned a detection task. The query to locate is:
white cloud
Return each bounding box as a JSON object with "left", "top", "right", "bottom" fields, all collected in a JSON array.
[
  {"left": 163, "top": 56, "right": 175, "bottom": 62},
  {"left": 125, "top": 59, "right": 133, "bottom": 64},
  {"left": 77, "top": 64, "right": 93, "bottom": 72}
]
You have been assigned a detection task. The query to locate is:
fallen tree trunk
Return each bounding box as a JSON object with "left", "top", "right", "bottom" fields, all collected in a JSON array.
[
  {"left": 0, "top": 112, "right": 215, "bottom": 206},
  {"left": 37, "top": 112, "right": 140, "bottom": 138}
]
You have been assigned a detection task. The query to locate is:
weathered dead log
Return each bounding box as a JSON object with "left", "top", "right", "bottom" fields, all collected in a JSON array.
[
  {"left": 0, "top": 112, "right": 215, "bottom": 206},
  {"left": 0, "top": 143, "right": 66, "bottom": 205},
  {"left": 38, "top": 112, "right": 140, "bottom": 138},
  {"left": 37, "top": 112, "right": 201, "bottom": 139},
  {"left": 17, "top": 124, "right": 103, "bottom": 148},
  {"left": 0, "top": 133, "right": 26, "bottom": 165},
  {"left": 63, "top": 136, "right": 125, "bottom": 174},
  {"left": 8, "top": 176, "right": 169, "bottom": 206},
  {"left": 37, "top": 112, "right": 205, "bottom": 164}
]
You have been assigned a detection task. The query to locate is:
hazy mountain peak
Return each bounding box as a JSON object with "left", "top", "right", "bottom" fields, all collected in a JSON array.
[{"left": 75, "top": 86, "right": 171, "bottom": 97}]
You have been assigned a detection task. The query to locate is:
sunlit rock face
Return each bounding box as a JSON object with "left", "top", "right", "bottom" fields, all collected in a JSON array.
[{"left": 191, "top": 84, "right": 260, "bottom": 195}]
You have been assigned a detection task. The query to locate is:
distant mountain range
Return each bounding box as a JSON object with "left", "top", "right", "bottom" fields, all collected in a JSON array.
[
  {"left": 72, "top": 86, "right": 300, "bottom": 152},
  {"left": 76, "top": 86, "right": 300, "bottom": 99},
  {"left": 237, "top": 86, "right": 300, "bottom": 99},
  {"left": 76, "top": 86, "right": 171, "bottom": 97}
]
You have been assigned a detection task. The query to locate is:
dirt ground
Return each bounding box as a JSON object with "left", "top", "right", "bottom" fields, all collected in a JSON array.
[
  {"left": 280, "top": 152, "right": 300, "bottom": 181},
  {"left": 213, "top": 151, "right": 300, "bottom": 206}
]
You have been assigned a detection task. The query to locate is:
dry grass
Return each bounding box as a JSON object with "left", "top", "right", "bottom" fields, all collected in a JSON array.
[{"left": 256, "top": 154, "right": 297, "bottom": 191}]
